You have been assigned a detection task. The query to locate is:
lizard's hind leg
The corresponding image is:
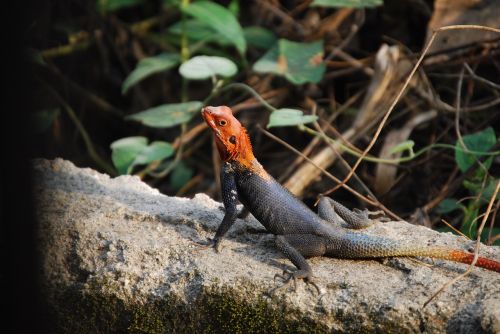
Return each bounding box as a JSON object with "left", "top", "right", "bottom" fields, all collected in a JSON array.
[
  {"left": 270, "top": 235, "right": 326, "bottom": 295},
  {"left": 319, "top": 196, "right": 388, "bottom": 230}
]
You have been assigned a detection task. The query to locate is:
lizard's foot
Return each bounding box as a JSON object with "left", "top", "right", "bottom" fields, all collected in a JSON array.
[
  {"left": 191, "top": 240, "right": 212, "bottom": 254},
  {"left": 193, "top": 237, "right": 223, "bottom": 253},
  {"left": 268, "top": 269, "right": 320, "bottom": 295}
]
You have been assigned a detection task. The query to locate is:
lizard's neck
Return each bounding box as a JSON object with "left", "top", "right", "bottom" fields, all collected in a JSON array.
[{"left": 228, "top": 129, "right": 271, "bottom": 180}]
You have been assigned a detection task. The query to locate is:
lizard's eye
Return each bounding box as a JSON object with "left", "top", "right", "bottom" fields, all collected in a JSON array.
[
  {"left": 219, "top": 119, "right": 227, "bottom": 126},
  {"left": 229, "top": 135, "right": 236, "bottom": 144}
]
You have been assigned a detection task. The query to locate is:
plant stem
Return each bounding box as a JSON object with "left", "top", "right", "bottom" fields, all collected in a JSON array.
[
  {"left": 301, "top": 126, "right": 500, "bottom": 164},
  {"left": 40, "top": 79, "right": 116, "bottom": 176},
  {"left": 217, "top": 83, "right": 277, "bottom": 111}
]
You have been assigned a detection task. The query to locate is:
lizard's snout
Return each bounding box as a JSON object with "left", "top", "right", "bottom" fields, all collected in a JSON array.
[
  {"left": 202, "top": 106, "right": 217, "bottom": 115},
  {"left": 202, "top": 105, "right": 233, "bottom": 117}
]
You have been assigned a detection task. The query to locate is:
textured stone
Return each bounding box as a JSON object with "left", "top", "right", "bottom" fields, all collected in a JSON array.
[{"left": 34, "top": 158, "right": 500, "bottom": 333}]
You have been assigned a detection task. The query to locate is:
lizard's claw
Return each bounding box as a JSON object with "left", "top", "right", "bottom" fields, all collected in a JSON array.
[
  {"left": 274, "top": 269, "right": 297, "bottom": 290},
  {"left": 195, "top": 237, "right": 223, "bottom": 253},
  {"left": 307, "top": 280, "right": 321, "bottom": 295},
  {"left": 191, "top": 239, "right": 213, "bottom": 254},
  {"left": 211, "top": 238, "right": 223, "bottom": 253},
  {"left": 268, "top": 270, "right": 320, "bottom": 295}
]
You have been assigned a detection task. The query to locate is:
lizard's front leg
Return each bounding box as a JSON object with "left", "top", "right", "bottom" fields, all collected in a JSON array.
[
  {"left": 318, "top": 196, "right": 387, "bottom": 229},
  {"left": 271, "top": 234, "right": 326, "bottom": 294},
  {"left": 212, "top": 163, "right": 239, "bottom": 252}
]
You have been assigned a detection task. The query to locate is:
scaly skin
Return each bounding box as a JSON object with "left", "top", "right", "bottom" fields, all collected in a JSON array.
[{"left": 201, "top": 105, "right": 500, "bottom": 289}]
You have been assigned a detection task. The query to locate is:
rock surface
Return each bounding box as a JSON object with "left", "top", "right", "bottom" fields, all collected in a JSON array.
[{"left": 35, "top": 158, "right": 500, "bottom": 333}]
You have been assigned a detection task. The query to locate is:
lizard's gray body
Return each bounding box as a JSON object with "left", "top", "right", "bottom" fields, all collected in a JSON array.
[{"left": 215, "top": 161, "right": 398, "bottom": 284}]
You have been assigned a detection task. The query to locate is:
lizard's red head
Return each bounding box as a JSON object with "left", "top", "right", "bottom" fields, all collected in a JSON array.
[{"left": 201, "top": 106, "right": 254, "bottom": 164}]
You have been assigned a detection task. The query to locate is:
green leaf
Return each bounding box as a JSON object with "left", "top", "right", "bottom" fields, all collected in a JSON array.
[
  {"left": 133, "top": 141, "right": 174, "bottom": 165},
  {"left": 463, "top": 178, "right": 500, "bottom": 202},
  {"left": 267, "top": 109, "right": 318, "bottom": 128},
  {"left": 31, "top": 108, "right": 60, "bottom": 133},
  {"left": 170, "top": 161, "right": 194, "bottom": 191},
  {"left": 168, "top": 20, "right": 207, "bottom": 40},
  {"left": 122, "top": 53, "right": 180, "bottom": 94},
  {"left": 179, "top": 56, "right": 237, "bottom": 80},
  {"left": 436, "top": 198, "right": 465, "bottom": 214},
  {"left": 280, "top": 39, "right": 325, "bottom": 84},
  {"left": 243, "top": 27, "right": 277, "bottom": 49},
  {"left": 97, "top": 0, "right": 143, "bottom": 13},
  {"left": 252, "top": 43, "right": 281, "bottom": 74},
  {"left": 110, "top": 137, "right": 174, "bottom": 175},
  {"left": 168, "top": 20, "right": 232, "bottom": 45},
  {"left": 182, "top": 1, "right": 246, "bottom": 54},
  {"left": 454, "top": 127, "right": 496, "bottom": 172},
  {"left": 126, "top": 101, "right": 203, "bottom": 128},
  {"left": 311, "top": 0, "right": 383, "bottom": 8},
  {"left": 388, "top": 140, "right": 415, "bottom": 155},
  {"left": 481, "top": 178, "right": 500, "bottom": 201},
  {"left": 228, "top": 0, "right": 240, "bottom": 16},
  {"left": 111, "top": 136, "right": 148, "bottom": 175},
  {"left": 253, "top": 39, "right": 326, "bottom": 84}
]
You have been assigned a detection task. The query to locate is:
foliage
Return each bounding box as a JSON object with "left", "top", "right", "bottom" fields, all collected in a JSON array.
[
  {"left": 437, "top": 127, "right": 498, "bottom": 242},
  {"left": 182, "top": 1, "right": 247, "bottom": 55},
  {"left": 122, "top": 53, "right": 180, "bottom": 94},
  {"left": 268, "top": 109, "right": 318, "bottom": 128},
  {"left": 110, "top": 137, "right": 174, "bottom": 175},
  {"left": 126, "top": 101, "right": 203, "bottom": 128},
  {"left": 179, "top": 56, "right": 237, "bottom": 80},
  {"left": 454, "top": 127, "right": 496, "bottom": 172},
  {"left": 243, "top": 27, "right": 277, "bottom": 49},
  {"left": 35, "top": 0, "right": 500, "bottom": 245},
  {"left": 254, "top": 39, "right": 325, "bottom": 84},
  {"left": 103, "top": 0, "right": 328, "bottom": 185}
]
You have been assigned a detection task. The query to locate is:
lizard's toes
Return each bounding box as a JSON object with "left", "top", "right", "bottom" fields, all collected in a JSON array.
[
  {"left": 273, "top": 269, "right": 293, "bottom": 283},
  {"left": 306, "top": 279, "right": 321, "bottom": 295},
  {"left": 200, "top": 237, "right": 223, "bottom": 253},
  {"left": 269, "top": 270, "right": 319, "bottom": 295}
]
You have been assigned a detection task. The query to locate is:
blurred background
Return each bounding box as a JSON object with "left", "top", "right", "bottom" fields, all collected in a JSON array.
[{"left": 29, "top": 0, "right": 500, "bottom": 243}]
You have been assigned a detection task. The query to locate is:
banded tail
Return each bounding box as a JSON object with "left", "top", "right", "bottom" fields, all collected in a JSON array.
[
  {"left": 338, "top": 233, "right": 500, "bottom": 273},
  {"left": 372, "top": 246, "right": 500, "bottom": 273},
  {"left": 429, "top": 249, "right": 500, "bottom": 273}
]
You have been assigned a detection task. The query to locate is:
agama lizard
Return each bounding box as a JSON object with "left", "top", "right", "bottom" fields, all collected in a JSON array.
[{"left": 201, "top": 105, "right": 500, "bottom": 291}]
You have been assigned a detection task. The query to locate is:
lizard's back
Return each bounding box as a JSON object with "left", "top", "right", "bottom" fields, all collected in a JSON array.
[{"left": 232, "top": 160, "right": 334, "bottom": 236}]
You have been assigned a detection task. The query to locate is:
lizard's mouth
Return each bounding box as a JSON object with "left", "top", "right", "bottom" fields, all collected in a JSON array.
[{"left": 201, "top": 107, "right": 222, "bottom": 138}]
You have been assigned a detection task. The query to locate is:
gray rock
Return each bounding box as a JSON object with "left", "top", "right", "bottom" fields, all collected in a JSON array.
[{"left": 34, "top": 158, "right": 500, "bottom": 333}]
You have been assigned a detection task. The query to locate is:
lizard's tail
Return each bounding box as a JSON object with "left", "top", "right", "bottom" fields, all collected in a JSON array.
[
  {"left": 417, "top": 248, "right": 500, "bottom": 273},
  {"left": 337, "top": 233, "right": 500, "bottom": 273}
]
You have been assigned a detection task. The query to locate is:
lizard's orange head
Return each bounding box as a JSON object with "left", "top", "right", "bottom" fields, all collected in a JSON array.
[{"left": 202, "top": 106, "right": 254, "bottom": 163}]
